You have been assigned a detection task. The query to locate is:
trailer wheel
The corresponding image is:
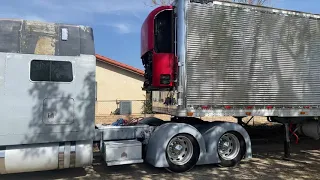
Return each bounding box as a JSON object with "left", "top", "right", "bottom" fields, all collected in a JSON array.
[
  {"left": 165, "top": 133, "right": 200, "bottom": 173},
  {"left": 217, "top": 131, "right": 245, "bottom": 167}
]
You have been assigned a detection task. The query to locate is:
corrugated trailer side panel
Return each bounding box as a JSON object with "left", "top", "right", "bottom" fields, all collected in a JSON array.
[{"left": 186, "top": 1, "right": 320, "bottom": 107}]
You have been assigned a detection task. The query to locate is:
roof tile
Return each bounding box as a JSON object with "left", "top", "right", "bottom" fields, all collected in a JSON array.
[{"left": 96, "top": 54, "right": 144, "bottom": 76}]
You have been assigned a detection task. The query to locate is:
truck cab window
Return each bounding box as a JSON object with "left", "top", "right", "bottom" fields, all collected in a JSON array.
[
  {"left": 30, "top": 60, "right": 73, "bottom": 82},
  {"left": 154, "top": 10, "right": 174, "bottom": 53}
]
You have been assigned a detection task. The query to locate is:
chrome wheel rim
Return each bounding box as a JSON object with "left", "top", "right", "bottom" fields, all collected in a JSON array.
[
  {"left": 218, "top": 133, "right": 240, "bottom": 160},
  {"left": 166, "top": 135, "right": 193, "bottom": 166}
]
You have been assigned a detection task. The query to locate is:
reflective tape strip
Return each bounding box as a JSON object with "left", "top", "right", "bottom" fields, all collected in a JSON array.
[
  {"left": 58, "top": 143, "right": 65, "bottom": 169},
  {"left": 0, "top": 150, "right": 5, "bottom": 174},
  {"left": 70, "top": 142, "right": 76, "bottom": 168}
]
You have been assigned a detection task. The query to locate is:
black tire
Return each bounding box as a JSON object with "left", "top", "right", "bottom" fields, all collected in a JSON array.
[
  {"left": 137, "top": 117, "right": 166, "bottom": 126},
  {"left": 165, "top": 133, "right": 200, "bottom": 173},
  {"left": 218, "top": 131, "right": 246, "bottom": 167}
]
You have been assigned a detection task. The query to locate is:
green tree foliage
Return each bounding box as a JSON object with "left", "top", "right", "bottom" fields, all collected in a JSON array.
[{"left": 141, "top": 92, "right": 153, "bottom": 114}]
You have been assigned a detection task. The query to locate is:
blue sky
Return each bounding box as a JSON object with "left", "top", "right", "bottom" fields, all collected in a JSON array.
[{"left": 0, "top": 0, "right": 319, "bottom": 70}]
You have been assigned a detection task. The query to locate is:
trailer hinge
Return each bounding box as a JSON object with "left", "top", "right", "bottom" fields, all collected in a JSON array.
[
  {"left": 177, "top": 99, "right": 183, "bottom": 106},
  {"left": 178, "top": 86, "right": 183, "bottom": 92},
  {"left": 178, "top": 62, "right": 183, "bottom": 67}
]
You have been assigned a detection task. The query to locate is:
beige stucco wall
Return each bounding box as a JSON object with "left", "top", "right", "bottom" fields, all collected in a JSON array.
[{"left": 95, "top": 60, "right": 145, "bottom": 115}]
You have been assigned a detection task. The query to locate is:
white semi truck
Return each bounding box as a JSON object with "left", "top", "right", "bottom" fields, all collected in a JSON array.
[{"left": 0, "top": 0, "right": 319, "bottom": 175}]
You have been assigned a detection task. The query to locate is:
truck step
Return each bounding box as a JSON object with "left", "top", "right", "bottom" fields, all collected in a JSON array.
[
  {"left": 102, "top": 140, "right": 143, "bottom": 166},
  {"left": 106, "top": 159, "right": 144, "bottom": 166}
]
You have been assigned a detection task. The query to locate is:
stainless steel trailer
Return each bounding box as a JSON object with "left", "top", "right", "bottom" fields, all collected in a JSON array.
[
  {"left": 141, "top": 0, "right": 320, "bottom": 164},
  {"left": 151, "top": 0, "right": 320, "bottom": 118}
]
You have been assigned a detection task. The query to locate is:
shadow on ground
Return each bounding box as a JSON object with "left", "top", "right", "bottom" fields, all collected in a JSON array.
[{"left": 1, "top": 124, "right": 320, "bottom": 180}]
